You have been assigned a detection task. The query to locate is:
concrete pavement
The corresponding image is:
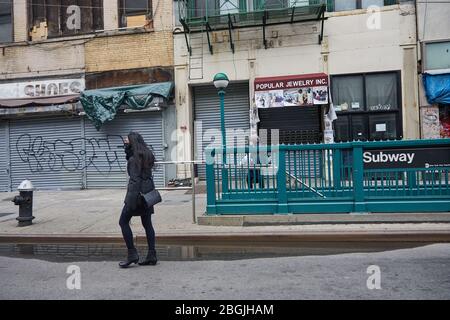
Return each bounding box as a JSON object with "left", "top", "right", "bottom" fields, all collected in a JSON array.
[
  {"left": 1, "top": 244, "right": 449, "bottom": 300},
  {"left": 0, "top": 189, "right": 450, "bottom": 241}
]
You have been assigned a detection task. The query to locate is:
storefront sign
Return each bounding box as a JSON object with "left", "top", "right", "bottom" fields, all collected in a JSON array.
[
  {"left": 0, "top": 78, "right": 85, "bottom": 99},
  {"left": 363, "top": 146, "right": 450, "bottom": 169},
  {"left": 254, "top": 73, "right": 328, "bottom": 108}
]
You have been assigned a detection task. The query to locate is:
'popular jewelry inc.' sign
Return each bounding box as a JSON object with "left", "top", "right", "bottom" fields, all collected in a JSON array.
[{"left": 254, "top": 73, "right": 329, "bottom": 108}]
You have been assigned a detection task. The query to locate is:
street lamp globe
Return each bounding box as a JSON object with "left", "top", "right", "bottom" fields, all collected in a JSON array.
[{"left": 213, "top": 73, "right": 229, "bottom": 90}]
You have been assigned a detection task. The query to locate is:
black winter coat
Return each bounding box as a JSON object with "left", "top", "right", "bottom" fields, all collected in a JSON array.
[{"left": 124, "top": 153, "right": 155, "bottom": 216}]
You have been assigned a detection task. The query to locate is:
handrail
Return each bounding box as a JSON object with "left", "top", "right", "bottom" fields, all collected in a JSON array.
[
  {"left": 286, "top": 171, "right": 326, "bottom": 198},
  {"left": 153, "top": 160, "right": 203, "bottom": 224},
  {"left": 205, "top": 139, "right": 450, "bottom": 154}
]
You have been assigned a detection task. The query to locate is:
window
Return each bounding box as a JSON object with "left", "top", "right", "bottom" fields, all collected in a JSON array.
[
  {"left": 424, "top": 41, "right": 450, "bottom": 72},
  {"left": 365, "top": 73, "right": 398, "bottom": 111},
  {"left": 119, "top": 0, "right": 152, "bottom": 28},
  {"left": 331, "top": 71, "right": 402, "bottom": 141},
  {"left": 28, "top": 0, "right": 104, "bottom": 39},
  {"left": 0, "top": 0, "right": 12, "bottom": 43},
  {"left": 330, "top": 0, "right": 396, "bottom": 12},
  {"left": 220, "top": 0, "right": 239, "bottom": 15}
]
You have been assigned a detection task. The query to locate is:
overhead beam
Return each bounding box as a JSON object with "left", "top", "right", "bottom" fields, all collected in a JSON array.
[
  {"left": 263, "top": 11, "right": 267, "bottom": 50},
  {"left": 180, "top": 19, "right": 192, "bottom": 56},
  {"left": 228, "top": 14, "right": 235, "bottom": 54},
  {"left": 318, "top": 7, "right": 325, "bottom": 45},
  {"left": 205, "top": 22, "right": 214, "bottom": 55}
]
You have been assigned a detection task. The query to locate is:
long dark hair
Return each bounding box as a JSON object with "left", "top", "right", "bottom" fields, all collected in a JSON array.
[{"left": 128, "top": 131, "right": 155, "bottom": 172}]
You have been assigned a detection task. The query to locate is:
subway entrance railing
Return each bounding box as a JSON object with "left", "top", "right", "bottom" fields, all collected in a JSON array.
[{"left": 205, "top": 139, "right": 450, "bottom": 215}]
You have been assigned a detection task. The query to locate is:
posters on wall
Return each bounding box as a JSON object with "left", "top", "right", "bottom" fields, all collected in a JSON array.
[
  {"left": 421, "top": 106, "right": 440, "bottom": 139},
  {"left": 421, "top": 105, "right": 450, "bottom": 139},
  {"left": 254, "top": 74, "right": 329, "bottom": 108},
  {"left": 440, "top": 105, "right": 450, "bottom": 138}
]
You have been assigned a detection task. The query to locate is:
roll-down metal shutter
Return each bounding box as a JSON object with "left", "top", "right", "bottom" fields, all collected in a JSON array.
[
  {"left": 83, "top": 111, "right": 165, "bottom": 188},
  {"left": 9, "top": 116, "right": 83, "bottom": 190},
  {"left": 194, "top": 82, "right": 250, "bottom": 179},
  {"left": 0, "top": 120, "right": 9, "bottom": 192},
  {"left": 259, "top": 106, "right": 322, "bottom": 178}
]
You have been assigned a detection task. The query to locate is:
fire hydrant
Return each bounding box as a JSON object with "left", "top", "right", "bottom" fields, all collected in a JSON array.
[{"left": 12, "top": 180, "right": 35, "bottom": 227}]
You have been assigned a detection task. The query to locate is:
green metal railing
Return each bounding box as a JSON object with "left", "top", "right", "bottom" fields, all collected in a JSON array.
[
  {"left": 179, "top": 0, "right": 328, "bottom": 29},
  {"left": 205, "top": 139, "right": 450, "bottom": 215},
  {"left": 179, "top": 0, "right": 399, "bottom": 26}
]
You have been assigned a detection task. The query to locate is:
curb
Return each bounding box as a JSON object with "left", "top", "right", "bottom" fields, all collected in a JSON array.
[
  {"left": 197, "top": 213, "right": 450, "bottom": 227},
  {"left": 1, "top": 230, "right": 450, "bottom": 245}
]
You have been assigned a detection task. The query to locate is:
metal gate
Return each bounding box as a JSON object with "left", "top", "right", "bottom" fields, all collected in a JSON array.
[
  {"left": 0, "top": 120, "right": 9, "bottom": 192},
  {"left": 206, "top": 140, "right": 450, "bottom": 214},
  {"left": 83, "top": 111, "right": 165, "bottom": 188},
  {"left": 194, "top": 82, "right": 250, "bottom": 179},
  {"left": 9, "top": 116, "right": 84, "bottom": 190}
]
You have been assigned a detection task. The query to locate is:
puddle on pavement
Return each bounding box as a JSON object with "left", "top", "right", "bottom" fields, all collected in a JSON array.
[{"left": 0, "top": 242, "right": 429, "bottom": 263}]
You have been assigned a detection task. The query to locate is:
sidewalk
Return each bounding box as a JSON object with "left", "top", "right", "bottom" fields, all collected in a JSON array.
[{"left": 0, "top": 189, "right": 450, "bottom": 242}]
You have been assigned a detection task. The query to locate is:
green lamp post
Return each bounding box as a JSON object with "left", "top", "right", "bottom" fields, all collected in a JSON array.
[
  {"left": 213, "top": 72, "right": 230, "bottom": 154},
  {"left": 214, "top": 73, "right": 230, "bottom": 194}
]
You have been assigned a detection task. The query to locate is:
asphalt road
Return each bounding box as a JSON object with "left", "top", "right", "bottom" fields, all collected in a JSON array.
[{"left": 1, "top": 244, "right": 449, "bottom": 300}]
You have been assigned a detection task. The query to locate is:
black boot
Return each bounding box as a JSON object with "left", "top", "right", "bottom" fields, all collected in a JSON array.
[
  {"left": 119, "top": 248, "right": 139, "bottom": 268},
  {"left": 139, "top": 249, "right": 157, "bottom": 266}
]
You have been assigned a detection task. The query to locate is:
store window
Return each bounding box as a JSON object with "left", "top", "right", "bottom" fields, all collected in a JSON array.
[
  {"left": 28, "top": 0, "right": 104, "bottom": 39},
  {"left": 0, "top": 0, "right": 12, "bottom": 44},
  {"left": 330, "top": 0, "right": 396, "bottom": 12},
  {"left": 424, "top": 41, "right": 450, "bottom": 72},
  {"left": 440, "top": 105, "right": 450, "bottom": 138},
  {"left": 119, "top": 0, "right": 152, "bottom": 28},
  {"left": 331, "top": 71, "right": 402, "bottom": 141}
]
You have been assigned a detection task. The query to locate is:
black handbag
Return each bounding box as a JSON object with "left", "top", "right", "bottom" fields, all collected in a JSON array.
[{"left": 140, "top": 189, "right": 162, "bottom": 207}]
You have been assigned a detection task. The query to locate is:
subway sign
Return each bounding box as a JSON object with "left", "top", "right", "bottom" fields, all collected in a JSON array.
[{"left": 363, "top": 146, "right": 450, "bottom": 169}]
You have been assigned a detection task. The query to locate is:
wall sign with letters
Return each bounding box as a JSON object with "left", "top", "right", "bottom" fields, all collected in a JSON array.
[
  {"left": 0, "top": 78, "right": 85, "bottom": 99},
  {"left": 254, "top": 73, "right": 329, "bottom": 108},
  {"left": 363, "top": 146, "right": 450, "bottom": 169}
]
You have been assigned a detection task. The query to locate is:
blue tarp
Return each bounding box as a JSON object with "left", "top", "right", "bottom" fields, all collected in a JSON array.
[{"left": 423, "top": 73, "right": 450, "bottom": 105}]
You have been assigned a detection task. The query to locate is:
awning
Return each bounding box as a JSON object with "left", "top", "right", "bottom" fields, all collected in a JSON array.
[
  {"left": 423, "top": 73, "right": 450, "bottom": 105},
  {"left": 0, "top": 94, "right": 80, "bottom": 108},
  {"left": 80, "top": 82, "right": 174, "bottom": 130}
]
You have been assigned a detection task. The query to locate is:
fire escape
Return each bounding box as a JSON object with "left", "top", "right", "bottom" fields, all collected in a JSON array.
[{"left": 178, "top": 0, "right": 328, "bottom": 80}]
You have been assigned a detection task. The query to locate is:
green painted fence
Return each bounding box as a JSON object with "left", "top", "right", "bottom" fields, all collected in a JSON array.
[{"left": 205, "top": 139, "right": 450, "bottom": 215}]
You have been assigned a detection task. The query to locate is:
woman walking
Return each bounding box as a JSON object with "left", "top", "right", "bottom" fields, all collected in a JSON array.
[{"left": 119, "top": 131, "right": 158, "bottom": 268}]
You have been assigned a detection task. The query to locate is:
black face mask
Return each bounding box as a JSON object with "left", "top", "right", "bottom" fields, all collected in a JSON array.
[{"left": 124, "top": 143, "right": 133, "bottom": 160}]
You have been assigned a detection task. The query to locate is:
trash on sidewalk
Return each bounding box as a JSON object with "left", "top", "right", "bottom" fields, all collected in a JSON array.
[{"left": 167, "top": 178, "right": 192, "bottom": 188}]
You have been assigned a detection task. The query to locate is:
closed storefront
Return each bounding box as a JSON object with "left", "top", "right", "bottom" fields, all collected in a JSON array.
[
  {"left": 0, "top": 120, "right": 9, "bottom": 192},
  {"left": 255, "top": 73, "right": 328, "bottom": 145},
  {"left": 9, "top": 116, "right": 84, "bottom": 190},
  {"left": 194, "top": 82, "right": 250, "bottom": 179},
  {"left": 331, "top": 71, "right": 402, "bottom": 141},
  {"left": 83, "top": 111, "right": 165, "bottom": 189},
  {"left": 258, "top": 107, "right": 322, "bottom": 144},
  {"left": 1, "top": 111, "right": 166, "bottom": 191}
]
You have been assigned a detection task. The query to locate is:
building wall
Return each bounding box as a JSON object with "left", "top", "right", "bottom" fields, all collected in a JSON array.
[
  {"left": 174, "top": 2, "right": 419, "bottom": 162},
  {"left": 13, "top": 0, "right": 28, "bottom": 43},
  {"left": 1, "top": 1, "right": 174, "bottom": 81},
  {"left": 85, "top": 0, "right": 174, "bottom": 74},
  {"left": 84, "top": 31, "right": 174, "bottom": 73},
  {"left": 416, "top": 1, "right": 450, "bottom": 138},
  {"left": 416, "top": 1, "right": 450, "bottom": 42},
  {"left": 0, "top": 40, "right": 86, "bottom": 81}
]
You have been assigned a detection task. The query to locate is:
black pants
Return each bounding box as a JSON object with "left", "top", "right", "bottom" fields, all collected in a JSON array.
[
  {"left": 119, "top": 206, "right": 156, "bottom": 252},
  {"left": 248, "top": 169, "right": 264, "bottom": 189}
]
